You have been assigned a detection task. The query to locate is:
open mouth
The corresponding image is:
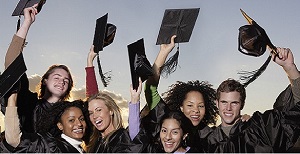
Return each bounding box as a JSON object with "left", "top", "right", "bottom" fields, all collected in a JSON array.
[
  {"left": 190, "top": 115, "right": 200, "bottom": 121},
  {"left": 95, "top": 120, "right": 103, "bottom": 127},
  {"left": 73, "top": 128, "right": 84, "bottom": 134}
]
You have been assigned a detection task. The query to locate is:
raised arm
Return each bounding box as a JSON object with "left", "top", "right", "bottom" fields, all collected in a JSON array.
[
  {"left": 273, "top": 47, "right": 300, "bottom": 103},
  {"left": 146, "top": 35, "right": 176, "bottom": 86},
  {"left": 5, "top": 4, "right": 38, "bottom": 68},
  {"left": 144, "top": 35, "right": 176, "bottom": 110},
  {"left": 128, "top": 78, "right": 142, "bottom": 139},
  {"left": 85, "top": 45, "right": 99, "bottom": 97}
]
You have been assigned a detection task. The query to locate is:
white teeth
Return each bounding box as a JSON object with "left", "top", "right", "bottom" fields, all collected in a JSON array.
[
  {"left": 73, "top": 128, "right": 83, "bottom": 133},
  {"left": 95, "top": 120, "right": 102, "bottom": 124},
  {"left": 224, "top": 113, "right": 233, "bottom": 116},
  {"left": 191, "top": 115, "right": 199, "bottom": 118}
]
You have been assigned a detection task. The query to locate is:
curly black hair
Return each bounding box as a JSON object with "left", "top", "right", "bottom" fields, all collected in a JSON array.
[
  {"left": 162, "top": 80, "right": 218, "bottom": 125},
  {"left": 36, "top": 100, "right": 92, "bottom": 143}
]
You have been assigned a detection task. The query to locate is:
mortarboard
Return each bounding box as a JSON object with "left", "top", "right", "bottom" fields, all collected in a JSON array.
[
  {"left": 12, "top": 0, "right": 46, "bottom": 16},
  {"left": 238, "top": 9, "right": 280, "bottom": 87},
  {"left": 93, "top": 13, "right": 116, "bottom": 53},
  {"left": 128, "top": 39, "right": 153, "bottom": 90},
  {"left": 156, "top": 8, "right": 200, "bottom": 77},
  {"left": 12, "top": 0, "right": 46, "bottom": 33},
  {"left": 92, "top": 13, "right": 116, "bottom": 87},
  {"left": 0, "top": 53, "right": 27, "bottom": 99}
]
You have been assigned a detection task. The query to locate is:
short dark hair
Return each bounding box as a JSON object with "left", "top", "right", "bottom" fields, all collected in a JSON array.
[{"left": 216, "top": 78, "right": 246, "bottom": 110}]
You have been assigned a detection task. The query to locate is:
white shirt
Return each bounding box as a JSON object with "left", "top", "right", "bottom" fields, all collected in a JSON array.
[{"left": 61, "top": 134, "right": 83, "bottom": 153}]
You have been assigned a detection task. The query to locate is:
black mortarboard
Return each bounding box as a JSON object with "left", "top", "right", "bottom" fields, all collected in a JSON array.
[
  {"left": 12, "top": 0, "right": 46, "bottom": 16},
  {"left": 12, "top": 0, "right": 46, "bottom": 32},
  {"left": 238, "top": 9, "right": 279, "bottom": 87},
  {"left": 128, "top": 39, "right": 153, "bottom": 90},
  {"left": 0, "top": 53, "right": 27, "bottom": 99},
  {"left": 92, "top": 13, "right": 116, "bottom": 87},
  {"left": 93, "top": 13, "right": 116, "bottom": 53},
  {"left": 156, "top": 8, "right": 200, "bottom": 77}
]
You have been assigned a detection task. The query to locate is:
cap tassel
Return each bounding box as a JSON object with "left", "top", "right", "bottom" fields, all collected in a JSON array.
[
  {"left": 96, "top": 55, "right": 111, "bottom": 87},
  {"left": 161, "top": 44, "right": 180, "bottom": 77},
  {"left": 238, "top": 54, "right": 272, "bottom": 87},
  {"left": 17, "top": 16, "right": 21, "bottom": 31}
]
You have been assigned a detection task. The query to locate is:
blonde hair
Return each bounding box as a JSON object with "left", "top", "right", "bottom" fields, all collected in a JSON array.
[{"left": 85, "top": 92, "right": 123, "bottom": 152}]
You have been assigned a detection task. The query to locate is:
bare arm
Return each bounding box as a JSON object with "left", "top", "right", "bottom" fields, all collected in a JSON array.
[{"left": 146, "top": 35, "right": 176, "bottom": 86}]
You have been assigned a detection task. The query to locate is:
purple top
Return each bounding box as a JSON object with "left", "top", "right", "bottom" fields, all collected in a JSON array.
[{"left": 128, "top": 101, "right": 140, "bottom": 139}]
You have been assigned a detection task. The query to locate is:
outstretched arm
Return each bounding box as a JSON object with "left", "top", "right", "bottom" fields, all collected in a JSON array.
[
  {"left": 273, "top": 47, "right": 300, "bottom": 103},
  {"left": 85, "top": 45, "right": 99, "bottom": 97},
  {"left": 128, "top": 78, "right": 142, "bottom": 139},
  {"left": 144, "top": 35, "right": 176, "bottom": 110},
  {"left": 5, "top": 4, "right": 38, "bottom": 68},
  {"left": 5, "top": 93, "right": 21, "bottom": 148},
  {"left": 146, "top": 35, "right": 176, "bottom": 86}
]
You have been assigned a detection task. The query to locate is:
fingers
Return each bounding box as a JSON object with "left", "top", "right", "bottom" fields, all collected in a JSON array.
[
  {"left": 170, "top": 35, "right": 177, "bottom": 44},
  {"left": 276, "top": 47, "right": 290, "bottom": 61},
  {"left": 25, "top": 4, "right": 38, "bottom": 15}
]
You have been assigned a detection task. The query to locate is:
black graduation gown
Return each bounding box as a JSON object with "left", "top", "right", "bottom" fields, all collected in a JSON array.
[
  {"left": 0, "top": 132, "right": 80, "bottom": 153},
  {"left": 93, "top": 128, "right": 139, "bottom": 153},
  {"left": 206, "top": 99, "right": 300, "bottom": 152},
  {"left": 1, "top": 74, "right": 39, "bottom": 133}
]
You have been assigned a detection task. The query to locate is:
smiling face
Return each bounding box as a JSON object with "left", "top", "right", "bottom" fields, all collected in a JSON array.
[
  {"left": 180, "top": 91, "right": 205, "bottom": 126},
  {"left": 44, "top": 68, "right": 70, "bottom": 101},
  {"left": 217, "top": 91, "right": 242, "bottom": 127},
  {"left": 88, "top": 99, "right": 115, "bottom": 136},
  {"left": 160, "top": 118, "right": 184, "bottom": 153},
  {"left": 57, "top": 107, "right": 86, "bottom": 141}
]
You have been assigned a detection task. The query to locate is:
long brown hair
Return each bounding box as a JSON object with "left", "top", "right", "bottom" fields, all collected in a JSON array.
[{"left": 37, "top": 64, "right": 73, "bottom": 101}]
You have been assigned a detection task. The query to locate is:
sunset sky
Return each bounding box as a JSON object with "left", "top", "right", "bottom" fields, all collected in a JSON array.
[{"left": 1, "top": 0, "right": 300, "bottom": 130}]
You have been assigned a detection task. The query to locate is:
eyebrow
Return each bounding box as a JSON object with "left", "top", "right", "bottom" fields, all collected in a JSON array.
[{"left": 52, "top": 73, "right": 70, "bottom": 80}]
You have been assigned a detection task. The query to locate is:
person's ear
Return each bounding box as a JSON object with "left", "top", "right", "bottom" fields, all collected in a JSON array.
[
  {"left": 57, "top": 122, "right": 63, "bottom": 131},
  {"left": 109, "top": 110, "right": 113, "bottom": 116},
  {"left": 180, "top": 106, "right": 183, "bottom": 112}
]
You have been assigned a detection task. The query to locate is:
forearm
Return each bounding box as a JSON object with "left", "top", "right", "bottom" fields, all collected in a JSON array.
[
  {"left": 144, "top": 84, "right": 162, "bottom": 110},
  {"left": 128, "top": 101, "right": 140, "bottom": 140},
  {"left": 5, "top": 107, "right": 21, "bottom": 148},
  {"left": 290, "top": 77, "right": 300, "bottom": 103},
  {"left": 146, "top": 49, "right": 170, "bottom": 86},
  {"left": 284, "top": 63, "right": 300, "bottom": 103},
  {"left": 85, "top": 66, "right": 99, "bottom": 97}
]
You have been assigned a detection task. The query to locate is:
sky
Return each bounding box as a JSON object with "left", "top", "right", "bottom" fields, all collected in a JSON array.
[{"left": 0, "top": 0, "right": 300, "bottom": 130}]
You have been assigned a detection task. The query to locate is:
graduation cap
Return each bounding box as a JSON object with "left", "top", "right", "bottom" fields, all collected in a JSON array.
[
  {"left": 12, "top": 0, "right": 46, "bottom": 30},
  {"left": 237, "top": 9, "right": 280, "bottom": 87},
  {"left": 156, "top": 8, "right": 200, "bottom": 77},
  {"left": 12, "top": 0, "right": 46, "bottom": 16},
  {"left": 128, "top": 39, "right": 153, "bottom": 90},
  {"left": 0, "top": 53, "right": 27, "bottom": 99},
  {"left": 92, "top": 13, "right": 117, "bottom": 87}
]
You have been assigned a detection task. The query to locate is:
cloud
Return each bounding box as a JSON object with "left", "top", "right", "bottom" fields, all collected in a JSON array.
[{"left": 28, "top": 74, "right": 42, "bottom": 92}]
